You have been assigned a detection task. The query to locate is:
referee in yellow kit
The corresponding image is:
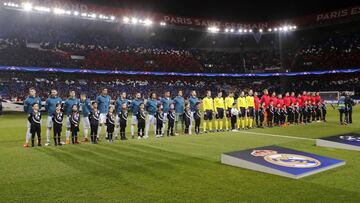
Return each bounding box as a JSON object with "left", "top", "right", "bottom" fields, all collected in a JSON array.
[
  {"left": 246, "top": 89, "right": 255, "bottom": 129},
  {"left": 214, "top": 91, "right": 225, "bottom": 132},
  {"left": 225, "top": 91, "right": 235, "bottom": 131},
  {"left": 202, "top": 90, "right": 214, "bottom": 133},
  {"left": 237, "top": 91, "right": 247, "bottom": 130}
]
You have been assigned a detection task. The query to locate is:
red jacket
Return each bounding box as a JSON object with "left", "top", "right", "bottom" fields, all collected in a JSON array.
[
  {"left": 284, "top": 96, "right": 291, "bottom": 107},
  {"left": 290, "top": 96, "right": 297, "bottom": 105},
  {"left": 271, "top": 96, "right": 278, "bottom": 106},
  {"left": 254, "top": 96, "right": 260, "bottom": 110},
  {"left": 278, "top": 98, "right": 284, "bottom": 107},
  {"left": 311, "top": 96, "right": 316, "bottom": 104},
  {"left": 297, "top": 97, "right": 304, "bottom": 107},
  {"left": 261, "top": 95, "right": 271, "bottom": 108},
  {"left": 315, "top": 95, "right": 321, "bottom": 103}
]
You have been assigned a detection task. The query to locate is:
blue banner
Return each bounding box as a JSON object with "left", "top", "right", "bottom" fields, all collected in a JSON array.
[{"left": 1, "top": 66, "right": 360, "bottom": 77}]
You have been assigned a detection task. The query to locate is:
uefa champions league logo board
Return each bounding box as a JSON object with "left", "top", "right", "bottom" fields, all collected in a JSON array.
[
  {"left": 221, "top": 146, "right": 345, "bottom": 179},
  {"left": 316, "top": 133, "right": 360, "bottom": 151}
]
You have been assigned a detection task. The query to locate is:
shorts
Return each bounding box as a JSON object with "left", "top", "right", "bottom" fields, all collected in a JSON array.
[
  {"left": 204, "top": 110, "right": 213, "bottom": 121},
  {"left": 46, "top": 116, "right": 53, "bottom": 128},
  {"left": 131, "top": 115, "right": 138, "bottom": 125},
  {"left": 175, "top": 113, "right": 183, "bottom": 122},
  {"left": 99, "top": 113, "right": 106, "bottom": 124},
  {"left": 216, "top": 108, "right": 224, "bottom": 119},
  {"left": 66, "top": 116, "right": 71, "bottom": 128},
  {"left": 83, "top": 116, "right": 90, "bottom": 128},
  {"left": 247, "top": 107, "right": 254, "bottom": 117},
  {"left": 226, "top": 108, "right": 232, "bottom": 118},
  {"left": 239, "top": 107, "right": 246, "bottom": 118}
]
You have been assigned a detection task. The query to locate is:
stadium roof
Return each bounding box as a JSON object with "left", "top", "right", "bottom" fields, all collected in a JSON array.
[{"left": 81, "top": 0, "right": 359, "bottom": 21}]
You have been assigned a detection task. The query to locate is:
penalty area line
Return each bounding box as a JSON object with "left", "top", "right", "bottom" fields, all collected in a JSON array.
[{"left": 237, "top": 131, "right": 315, "bottom": 141}]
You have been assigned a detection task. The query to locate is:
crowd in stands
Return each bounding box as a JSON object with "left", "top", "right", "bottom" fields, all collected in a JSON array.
[
  {"left": 0, "top": 72, "right": 358, "bottom": 102},
  {"left": 1, "top": 9, "right": 360, "bottom": 73}
]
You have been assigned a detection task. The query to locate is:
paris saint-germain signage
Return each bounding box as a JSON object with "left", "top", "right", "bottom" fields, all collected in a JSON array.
[
  {"left": 317, "top": 133, "right": 360, "bottom": 151},
  {"left": 221, "top": 145, "right": 345, "bottom": 179}
]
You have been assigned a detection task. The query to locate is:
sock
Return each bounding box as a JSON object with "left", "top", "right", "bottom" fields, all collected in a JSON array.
[
  {"left": 84, "top": 128, "right": 88, "bottom": 138},
  {"left": 219, "top": 120, "right": 223, "bottom": 130},
  {"left": 38, "top": 138, "right": 41, "bottom": 146},
  {"left": 46, "top": 128, "right": 51, "bottom": 143},
  {"left": 115, "top": 126, "right": 119, "bottom": 138},
  {"left": 58, "top": 137, "right": 61, "bottom": 144},
  {"left": 215, "top": 120, "right": 218, "bottom": 130},
  {"left": 203, "top": 121, "right": 207, "bottom": 131},
  {"left": 241, "top": 120, "right": 245, "bottom": 129},
  {"left": 237, "top": 119, "right": 240, "bottom": 129},
  {"left": 225, "top": 119, "right": 229, "bottom": 130},
  {"left": 97, "top": 126, "right": 101, "bottom": 138},
  {"left": 54, "top": 138, "right": 57, "bottom": 146},
  {"left": 131, "top": 125, "right": 135, "bottom": 136},
  {"left": 245, "top": 118, "right": 249, "bottom": 128},
  {"left": 26, "top": 128, "right": 31, "bottom": 143},
  {"left": 66, "top": 130, "right": 70, "bottom": 139},
  {"left": 209, "top": 121, "right": 212, "bottom": 131},
  {"left": 104, "top": 126, "right": 108, "bottom": 138},
  {"left": 31, "top": 139, "right": 35, "bottom": 147},
  {"left": 249, "top": 119, "right": 253, "bottom": 128}
]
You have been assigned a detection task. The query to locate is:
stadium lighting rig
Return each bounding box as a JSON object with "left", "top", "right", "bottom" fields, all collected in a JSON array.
[{"left": 220, "top": 25, "right": 297, "bottom": 35}]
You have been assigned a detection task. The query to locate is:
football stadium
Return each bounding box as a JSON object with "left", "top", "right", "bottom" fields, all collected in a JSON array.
[{"left": 0, "top": 0, "right": 359, "bottom": 202}]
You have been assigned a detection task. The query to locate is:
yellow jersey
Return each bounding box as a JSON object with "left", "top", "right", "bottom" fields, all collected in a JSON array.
[
  {"left": 225, "top": 96, "right": 234, "bottom": 109},
  {"left": 237, "top": 96, "right": 247, "bottom": 109},
  {"left": 214, "top": 97, "right": 225, "bottom": 110},
  {"left": 246, "top": 96, "right": 255, "bottom": 108},
  {"left": 202, "top": 97, "right": 214, "bottom": 111}
]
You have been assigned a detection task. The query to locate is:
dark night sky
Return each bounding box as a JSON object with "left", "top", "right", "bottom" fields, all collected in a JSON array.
[{"left": 76, "top": 0, "right": 360, "bottom": 21}]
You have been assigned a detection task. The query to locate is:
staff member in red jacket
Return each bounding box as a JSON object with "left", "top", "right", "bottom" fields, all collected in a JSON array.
[
  {"left": 290, "top": 92, "right": 297, "bottom": 105},
  {"left": 271, "top": 92, "right": 278, "bottom": 107},
  {"left": 261, "top": 89, "right": 271, "bottom": 124},
  {"left": 277, "top": 94, "right": 284, "bottom": 107}
]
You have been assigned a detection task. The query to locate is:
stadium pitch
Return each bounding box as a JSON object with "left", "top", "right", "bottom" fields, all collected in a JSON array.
[{"left": 0, "top": 107, "right": 359, "bottom": 202}]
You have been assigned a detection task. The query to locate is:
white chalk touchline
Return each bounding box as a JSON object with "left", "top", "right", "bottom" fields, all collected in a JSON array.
[{"left": 237, "top": 131, "right": 316, "bottom": 141}]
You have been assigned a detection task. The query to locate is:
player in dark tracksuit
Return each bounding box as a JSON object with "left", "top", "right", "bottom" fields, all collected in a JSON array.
[
  {"left": 259, "top": 103, "right": 265, "bottom": 128},
  {"left": 155, "top": 104, "right": 164, "bottom": 137},
  {"left": 303, "top": 101, "right": 311, "bottom": 124},
  {"left": 294, "top": 103, "right": 300, "bottom": 124},
  {"left": 106, "top": 106, "right": 115, "bottom": 143},
  {"left": 315, "top": 101, "right": 322, "bottom": 121},
  {"left": 194, "top": 102, "right": 201, "bottom": 134},
  {"left": 28, "top": 103, "right": 42, "bottom": 147},
  {"left": 137, "top": 103, "right": 146, "bottom": 139},
  {"left": 280, "top": 105, "right": 287, "bottom": 125},
  {"left": 70, "top": 105, "right": 80, "bottom": 144},
  {"left": 274, "top": 104, "right": 281, "bottom": 126},
  {"left": 119, "top": 103, "right": 128, "bottom": 140},
  {"left": 266, "top": 102, "right": 274, "bottom": 127},
  {"left": 89, "top": 102, "right": 100, "bottom": 144},
  {"left": 167, "top": 104, "right": 176, "bottom": 136},
  {"left": 321, "top": 102, "right": 327, "bottom": 122},
  {"left": 183, "top": 104, "right": 192, "bottom": 134},
  {"left": 288, "top": 103, "right": 294, "bottom": 124},
  {"left": 52, "top": 103, "right": 63, "bottom": 146}
]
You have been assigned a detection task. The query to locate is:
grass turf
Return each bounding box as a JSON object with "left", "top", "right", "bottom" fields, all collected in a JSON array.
[{"left": 0, "top": 107, "right": 359, "bottom": 202}]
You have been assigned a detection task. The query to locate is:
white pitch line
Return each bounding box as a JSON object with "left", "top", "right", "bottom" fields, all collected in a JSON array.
[{"left": 237, "top": 131, "right": 316, "bottom": 141}]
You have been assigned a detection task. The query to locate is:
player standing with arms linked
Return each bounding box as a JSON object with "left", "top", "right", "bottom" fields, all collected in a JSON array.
[
  {"left": 23, "top": 88, "right": 42, "bottom": 148},
  {"left": 214, "top": 91, "right": 225, "bottom": 132},
  {"left": 115, "top": 92, "right": 128, "bottom": 139},
  {"left": 64, "top": 90, "right": 80, "bottom": 144},
  {"left": 188, "top": 90, "right": 199, "bottom": 135},
  {"left": 145, "top": 93, "right": 158, "bottom": 138},
  {"left": 80, "top": 93, "right": 92, "bottom": 142},
  {"left": 173, "top": 90, "right": 185, "bottom": 135},
  {"left": 130, "top": 93, "right": 143, "bottom": 139},
  {"left": 96, "top": 88, "right": 111, "bottom": 140},
  {"left": 45, "top": 89, "right": 62, "bottom": 146}
]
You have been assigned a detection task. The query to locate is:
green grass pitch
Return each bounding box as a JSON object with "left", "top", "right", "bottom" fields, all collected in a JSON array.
[{"left": 0, "top": 107, "right": 359, "bottom": 202}]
